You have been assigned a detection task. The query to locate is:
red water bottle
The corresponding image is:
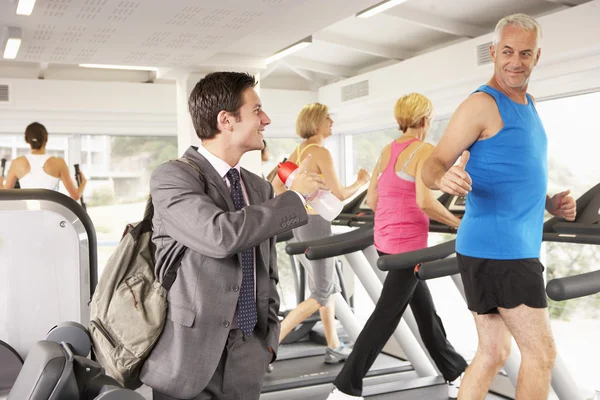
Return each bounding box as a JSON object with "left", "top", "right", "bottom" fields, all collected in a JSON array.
[{"left": 277, "top": 160, "right": 343, "bottom": 221}]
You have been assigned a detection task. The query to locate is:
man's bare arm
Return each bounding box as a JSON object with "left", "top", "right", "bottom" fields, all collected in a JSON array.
[{"left": 422, "top": 93, "right": 491, "bottom": 191}]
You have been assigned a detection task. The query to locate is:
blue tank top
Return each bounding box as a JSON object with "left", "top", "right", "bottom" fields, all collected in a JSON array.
[{"left": 456, "top": 85, "right": 548, "bottom": 259}]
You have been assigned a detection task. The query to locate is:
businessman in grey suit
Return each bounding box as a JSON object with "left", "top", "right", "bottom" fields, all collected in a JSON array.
[{"left": 140, "top": 72, "right": 327, "bottom": 400}]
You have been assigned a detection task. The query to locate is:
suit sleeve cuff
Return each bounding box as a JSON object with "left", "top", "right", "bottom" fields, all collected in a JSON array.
[{"left": 291, "top": 190, "right": 307, "bottom": 206}]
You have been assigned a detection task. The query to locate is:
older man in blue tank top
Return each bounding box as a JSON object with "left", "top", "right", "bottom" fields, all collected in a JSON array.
[{"left": 422, "top": 14, "right": 576, "bottom": 400}]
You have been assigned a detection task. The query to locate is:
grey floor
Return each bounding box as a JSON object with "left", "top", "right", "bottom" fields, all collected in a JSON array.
[{"left": 135, "top": 384, "right": 600, "bottom": 400}]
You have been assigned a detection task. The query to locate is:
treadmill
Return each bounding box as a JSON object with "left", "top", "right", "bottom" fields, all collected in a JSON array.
[
  {"left": 262, "top": 192, "right": 415, "bottom": 397},
  {"left": 370, "top": 184, "right": 600, "bottom": 400},
  {"left": 265, "top": 193, "right": 511, "bottom": 399}
]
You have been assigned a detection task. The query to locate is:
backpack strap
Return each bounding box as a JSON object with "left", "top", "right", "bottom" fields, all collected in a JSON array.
[
  {"left": 161, "top": 250, "right": 185, "bottom": 291},
  {"left": 159, "top": 157, "right": 205, "bottom": 292},
  {"left": 175, "top": 157, "right": 203, "bottom": 176}
]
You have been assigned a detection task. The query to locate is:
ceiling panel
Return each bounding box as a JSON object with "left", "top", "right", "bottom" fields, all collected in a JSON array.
[
  {"left": 403, "top": 0, "right": 559, "bottom": 27},
  {"left": 0, "top": 0, "right": 589, "bottom": 87},
  {"left": 323, "top": 15, "right": 454, "bottom": 51},
  {"left": 294, "top": 41, "right": 386, "bottom": 68},
  {"left": 0, "top": 0, "right": 382, "bottom": 68}
]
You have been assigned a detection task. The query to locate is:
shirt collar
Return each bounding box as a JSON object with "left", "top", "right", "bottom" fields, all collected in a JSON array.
[{"left": 197, "top": 143, "right": 241, "bottom": 179}]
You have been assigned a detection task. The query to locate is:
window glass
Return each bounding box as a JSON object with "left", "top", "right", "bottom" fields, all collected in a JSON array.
[
  {"left": 346, "top": 119, "right": 450, "bottom": 179},
  {"left": 83, "top": 135, "right": 178, "bottom": 275}
]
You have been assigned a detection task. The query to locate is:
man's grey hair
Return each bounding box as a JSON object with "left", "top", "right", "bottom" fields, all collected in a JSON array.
[{"left": 493, "top": 13, "right": 542, "bottom": 47}]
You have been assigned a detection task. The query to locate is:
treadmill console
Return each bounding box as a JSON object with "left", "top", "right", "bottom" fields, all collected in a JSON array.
[
  {"left": 359, "top": 194, "right": 371, "bottom": 210},
  {"left": 448, "top": 195, "right": 466, "bottom": 214}
]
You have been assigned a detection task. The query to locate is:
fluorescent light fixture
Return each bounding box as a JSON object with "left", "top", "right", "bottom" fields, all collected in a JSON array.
[
  {"left": 3, "top": 27, "right": 22, "bottom": 59},
  {"left": 357, "top": 0, "right": 409, "bottom": 18},
  {"left": 16, "top": 0, "right": 37, "bottom": 16},
  {"left": 79, "top": 64, "right": 159, "bottom": 72},
  {"left": 265, "top": 36, "right": 312, "bottom": 65}
]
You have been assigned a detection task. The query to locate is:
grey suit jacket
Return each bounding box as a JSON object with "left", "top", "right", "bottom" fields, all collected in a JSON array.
[{"left": 139, "top": 147, "right": 308, "bottom": 398}]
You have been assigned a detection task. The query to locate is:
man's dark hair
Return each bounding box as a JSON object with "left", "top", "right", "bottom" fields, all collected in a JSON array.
[{"left": 188, "top": 72, "right": 257, "bottom": 140}]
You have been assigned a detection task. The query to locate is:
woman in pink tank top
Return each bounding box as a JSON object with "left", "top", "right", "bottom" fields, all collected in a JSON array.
[
  {"left": 328, "top": 94, "right": 467, "bottom": 400},
  {"left": 373, "top": 137, "right": 429, "bottom": 253}
]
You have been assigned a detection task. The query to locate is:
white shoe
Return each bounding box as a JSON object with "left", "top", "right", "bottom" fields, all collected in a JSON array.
[
  {"left": 447, "top": 372, "right": 464, "bottom": 399},
  {"left": 326, "top": 388, "right": 364, "bottom": 400}
]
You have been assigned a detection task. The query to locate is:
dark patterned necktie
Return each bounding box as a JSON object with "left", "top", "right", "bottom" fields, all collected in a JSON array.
[{"left": 225, "top": 168, "right": 257, "bottom": 336}]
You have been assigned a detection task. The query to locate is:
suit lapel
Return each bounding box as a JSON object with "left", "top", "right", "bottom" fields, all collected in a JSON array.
[
  {"left": 182, "top": 147, "right": 235, "bottom": 212},
  {"left": 240, "top": 168, "right": 260, "bottom": 206},
  {"left": 182, "top": 150, "right": 270, "bottom": 277}
]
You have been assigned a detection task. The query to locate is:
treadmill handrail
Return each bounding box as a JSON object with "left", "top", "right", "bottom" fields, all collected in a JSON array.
[
  {"left": 377, "top": 239, "right": 456, "bottom": 271},
  {"left": 415, "top": 256, "right": 459, "bottom": 280},
  {"left": 542, "top": 232, "right": 600, "bottom": 245},
  {"left": 429, "top": 222, "right": 458, "bottom": 234},
  {"left": 285, "top": 227, "right": 369, "bottom": 255},
  {"left": 305, "top": 228, "right": 374, "bottom": 260},
  {"left": 551, "top": 222, "right": 600, "bottom": 236},
  {"left": 0, "top": 189, "right": 98, "bottom": 298},
  {"left": 546, "top": 269, "right": 600, "bottom": 301}
]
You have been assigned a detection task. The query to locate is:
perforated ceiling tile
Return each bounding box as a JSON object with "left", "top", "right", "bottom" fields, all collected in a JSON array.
[
  {"left": 33, "top": 24, "right": 56, "bottom": 41},
  {"left": 122, "top": 51, "right": 148, "bottom": 64},
  {"left": 212, "top": 8, "right": 234, "bottom": 16},
  {"left": 77, "top": 0, "right": 107, "bottom": 20},
  {"left": 168, "top": 33, "right": 198, "bottom": 49},
  {"left": 148, "top": 52, "right": 170, "bottom": 64},
  {"left": 44, "top": 0, "right": 72, "bottom": 17},
  {"left": 193, "top": 35, "right": 224, "bottom": 50},
  {"left": 141, "top": 32, "right": 171, "bottom": 49},
  {"left": 241, "top": 11, "right": 263, "bottom": 18},
  {"left": 50, "top": 47, "right": 72, "bottom": 61},
  {"left": 108, "top": 1, "right": 140, "bottom": 23},
  {"left": 224, "top": 16, "right": 255, "bottom": 30},
  {"left": 171, "top": 54, "right": 193, "bottom": 65},
  {"left": 73, "top": 48, "right": 97, "bottom": 63},
  {"left": 23, "top": 45, "right": 46, "bottom": 60},
  {"left": 90, "top": 28, "right": 115, "bottom": 44},
  {"left": 167, "top": 6, "right": 204, "bottom": 26},
  {"left": 62, "top": 26, "right": 86, "bottom": 44}
]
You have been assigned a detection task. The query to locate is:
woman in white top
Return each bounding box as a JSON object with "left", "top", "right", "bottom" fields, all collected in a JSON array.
[{"left": 1, "top": 122, "right": 87, "bottom": 200}]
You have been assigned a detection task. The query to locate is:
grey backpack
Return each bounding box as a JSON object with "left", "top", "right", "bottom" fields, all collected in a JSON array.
[{"left": 89, "top": 158, "right": 202, "bottom": 389}]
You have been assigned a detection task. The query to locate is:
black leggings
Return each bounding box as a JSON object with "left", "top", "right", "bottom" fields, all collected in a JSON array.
[{"left": 332, "top": 250, "right": 468, "bottom": 396}]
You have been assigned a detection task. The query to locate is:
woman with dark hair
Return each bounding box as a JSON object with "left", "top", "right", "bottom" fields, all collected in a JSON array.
[{"left": 1, "top": 122, "right": 87, "bottom": 200}]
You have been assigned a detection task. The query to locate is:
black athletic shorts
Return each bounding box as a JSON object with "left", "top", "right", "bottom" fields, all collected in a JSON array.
[{"left": 457, "top": 253, "right": 548, "bottom": 315}]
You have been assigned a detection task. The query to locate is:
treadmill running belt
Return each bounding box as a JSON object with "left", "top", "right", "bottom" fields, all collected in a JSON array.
[
  {"left": 368, "top": 384, "right": 510, "bottom": 399},
  {"left": 262, "top": 353, "right": 411, "bottom": 393}
]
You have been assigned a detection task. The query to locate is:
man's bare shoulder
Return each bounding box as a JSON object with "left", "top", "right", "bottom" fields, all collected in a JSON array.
[
  {"left": 450, "top": 92, "right": 498, "bottom": 126},
  {"left": 461, "top": 92, "right": 497, "bottom": 112}
]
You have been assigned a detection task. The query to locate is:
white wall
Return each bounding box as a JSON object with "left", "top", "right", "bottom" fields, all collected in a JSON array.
[
  {"left": 243, "top": 88, "right": 316, "bottom": 173},
  {"left": 319, "top": 0, "right": 600, "bottom": 134},
  {"left": 0, "top": 77, "right": 316, "bottom": 143},
  {"left": 0, "top": 78, "right": 177, "bottom": 135},
  {"left": 260, "top": 89, "right": 318, "bottom": 138}
]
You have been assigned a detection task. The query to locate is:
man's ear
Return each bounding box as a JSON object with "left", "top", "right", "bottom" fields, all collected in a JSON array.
[
  {"left": 534, "top": 48, "right": 541, "bottom": 66},
  {"left": 217, "top": 110, "right": 232, "bottom": 132}
]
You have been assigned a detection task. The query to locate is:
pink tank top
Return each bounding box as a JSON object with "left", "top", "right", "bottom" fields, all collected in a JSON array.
[{"left": 374, "top": 139, "right": 429, "bottom": 254}]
